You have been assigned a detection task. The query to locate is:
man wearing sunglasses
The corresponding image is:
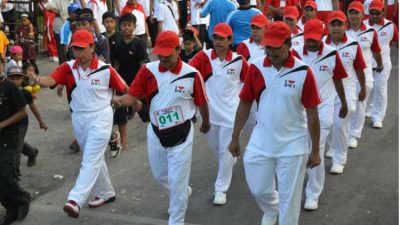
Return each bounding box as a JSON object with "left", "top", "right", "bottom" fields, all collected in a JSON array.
[
  {"left": 32, "top": 30, "right": 129, "bottom": 218},
  {"left": 229, "top": 21, "right": 321, "bottom": 225},
  {"left": 364, "top": 0, "right": 398, "bottom": 129}
]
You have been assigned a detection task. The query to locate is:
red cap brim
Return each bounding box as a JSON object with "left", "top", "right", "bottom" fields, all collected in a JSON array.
[
  {"left": 348, "top": 7, "right": 363, "bottom": 12},
  {"left": 213, "top": 31, "right": 230, "bottom": 38},
  {"left": 152, "top": 47, "right": 174, "bottom": 56},
  {"left": 70, "top": 42, "right": 91, "bottom": 48},
  {"left": 251, "top": 22, "right": 267, "bottom": 27},
  {"left": 261, "top": 37, "right": 285, "bottom": 47},
  {"left": 304, "top": 33, "right": 323, "bottom": 41}
]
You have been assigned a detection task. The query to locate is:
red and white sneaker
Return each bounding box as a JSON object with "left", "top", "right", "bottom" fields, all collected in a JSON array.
[
  {"left": 63, "top": 200, "right": 80, "bottom": 218},
  {"left": 88, "top": 196, "right": 116, "bottom": 208}
]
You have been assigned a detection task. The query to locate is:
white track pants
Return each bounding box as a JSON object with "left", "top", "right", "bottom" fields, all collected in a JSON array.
[
  {"left": 306, "top": 104, "right": 334, "bottom": 200},
  {"left": 68, "top": 107, "right": 115, "bottom": 207},
  {"left": 147, "top": 123, "right": 193, "bottom": 225},
  {"left": 350, "top": 81, "right": 374, "bottom": 138},
  {"left": 206, "top": 125, "right": 235, "bottom": 192},
  {"left": 331, "top": 100, "right": 356, "bottom": 165},
  {"left": 244, "top": 148, "right": 307, "bottom": 225},
  {"left": 370, "top": 62, "right": 392, "bottom": 123}
]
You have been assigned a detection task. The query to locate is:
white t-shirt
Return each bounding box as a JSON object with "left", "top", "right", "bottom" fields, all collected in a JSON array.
[
  {"left": 316, "top": 0, "right": 333, "bottom": 11},
  {"left": 154, "top": 0, "right": 179, "bottom": 34},
  {"left": 87, "top": 0, "right": 108, "bottom": 33},
  {"left": 190, "top": 0, "right": 209, "bottom": 25},
  {"left": 0, "top": 0, "right": 14, "bottom": 12}
]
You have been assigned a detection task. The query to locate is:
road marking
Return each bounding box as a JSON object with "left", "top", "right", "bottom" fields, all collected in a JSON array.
[{"left": 34, "top": 204, "right": 201, "bottom": 225}]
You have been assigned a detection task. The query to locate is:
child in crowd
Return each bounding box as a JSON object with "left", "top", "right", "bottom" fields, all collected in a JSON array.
[
  {"left": 16, "top": 14, "right": 39, "bottom": 74},
  {"left": 113, "top": 13, "right": 148, "bottom": 149},
  {"left": 180, "top": 28, "right": 201, "bottom": 63},
  {"left": 7, "top": 66, "right": 47, "bottom": 176},
  {"left": 22, "top": 63, "right": 41, "bottom": 99},
  {"left": 8, "top": 45, "right": 24, "bottom": 68},
  {"left": 102, "top": 11, "right": 122, "bottom": 67},
  {"left": 0, "top": 63, "right": 31, "bottom": 225}
]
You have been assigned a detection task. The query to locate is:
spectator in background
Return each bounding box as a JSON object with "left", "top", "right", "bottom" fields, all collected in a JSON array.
[
  {"left": 38, "top": 0, "right": 59, "bottom": 63},
  {"left": 101, "top": 11, "right": 121, "bottom": 67},
  {"left": 263, "top": 0, "right": 298, "bottom": 21},
  {"left": 190, "top": 0, "right": 210, "bottom": 46},
  {"left": 1, "top": 0, "right": 16, "bottom": 40},
  {"left": 226, "top": 0, "right": 262, "bottom": 50},
  {"left": 180, "top": 27, "right": 202, "bottom": 62},
  {"left": 154, "top": 0, "right": 180, "bottom": 34},
  {"left": 0, "top": 25, "right": 8, "bottom": 60},
  {"left": 201, "top": 0, "right": 236, "bottom": 48},
  {"left": 315, "top": 0, "right": 340, "bottom": 24},
  {"left": 121, "top": 0, "right": 152, "bottom": 47},
  {"left": 16, "top": 14, "right": 39, "bottom": 74},
  {"left": 283, "top": 6, "right": 304, "bottom": 49},
  {"left": 178, "top": 0, "right": 188, "bottom": 30},
  {"left": 60, "top": 3, "right": 81, "bottom": 62},
  {"left": 87, "top": 0, "right": 108, "bottom": 33}
]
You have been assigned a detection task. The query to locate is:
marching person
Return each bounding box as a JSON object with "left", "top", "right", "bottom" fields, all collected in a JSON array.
[
  {"left": 364, "top": 0, "right": 398, "bottom": 128},
  {"left": 324, "top": 11, "right": 367, "bottom": 174},
  {"left": 346, "top": 1, "right": 383, "bottom": 147},
  {"left": 33, "top": 30, "right": 128, "bottom": 218},
  {"left": 113, "top": 31, "right": 210, "bottom": 225},
  {"left": 283, "top": 6, "right": 304, "bottom": 49},
  {"left": 229, "top": 21, "right": 321, "bottom": 225},
  {"left": 297, "top": 0, "right": 321, "bottom": 31},
  {"left": 190, "top": 23, "right": 249, "bottom": 205},
  {"left": 292, "top": 18, "right": 348, "bottom": 210}
]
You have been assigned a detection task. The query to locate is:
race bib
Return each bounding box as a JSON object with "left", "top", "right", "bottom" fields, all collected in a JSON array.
[{"left": 154, "top": 105, "right": 185, "bottom": 130}]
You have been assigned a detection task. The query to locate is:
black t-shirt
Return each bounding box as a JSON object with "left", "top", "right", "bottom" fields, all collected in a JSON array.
[
  {"left": 102, "top": 31, "right": 122, "bottom": 67},
  {"left": 115, "top": 37, "right": 148, "bottom": 86},
  {"left": 20, "top": 89, "right": 33, "bottom": 126},
  {"left": 0, "top": 78, "right": 27, "bottom": 136},
  {"left": 180, "top": 49, "right": 198, "bottom": 63}
]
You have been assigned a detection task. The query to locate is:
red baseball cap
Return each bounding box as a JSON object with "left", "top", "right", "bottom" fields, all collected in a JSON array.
[
  {"left": 348, "top": 1, "right": 364, "bottom": 13},
  {"left": 152, "top": 31, "right": 180, "bottom": 56},
  {"left": 304, "top": 0, "right": 317, "bottom": 10},
  {"left": 329, "top": 10, "right": 347, "bottom": 23},
  {"left": 369, "top": 0, "right": 384, "bottom": 11},
  {"left": 213, "top": 23, "right": 233, "bottom": 38},
  {"left": 261, "top": 21, "right": 291, "bottom": 47},
  {"left": 70, "top": 30, "right": 94, "bottom": 48},
  {"left": 251, "top": 14, "right": 269, "bottom": 27},
  {"left": 304, "top": 19, "right": 324, "bottom": 41},
  {"left": 283, "top": 6, "right": 299, "bottom": 20}
]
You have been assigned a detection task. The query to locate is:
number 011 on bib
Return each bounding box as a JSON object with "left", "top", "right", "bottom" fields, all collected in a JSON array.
[{"left": 154, "top": 105, "right": 185, "bottom": 130}]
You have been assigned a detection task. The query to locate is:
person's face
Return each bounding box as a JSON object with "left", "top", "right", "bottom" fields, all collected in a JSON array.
[
  {"left": 328, "top": 20, "right": 347, "bottom": 40},
  {"left": 72, "top": 44, "right": 95, "bottom": 64},
  {"left": 120, "top": 21, "right": 135, "bottom": 36},
  {"left": 369, "top": 9, "right": 384, "bottom": 24},
  {"left": 303, "top": 6, "right": 317, "bottom": 20},
  {"left": 26, "top": 66, "right": 36, "bottom": 76},
  {"left": 7, "top": 75, "right": 24, "bottom": 86},
  {"left": 21, "top": 17, "right": 30, "bottom": 26},
  {"left": 212, "top": 34, "right": 232, "bottom": 53},
  {"left": 158, "top": 47, "right": 180, "bottom": 69},
  {"left": 183, "top": 40, "right": 195, "bottom": 52},
  {"left": 13, "top": 52, "right": 23, "bottom": 61},
  {"left": 77, "top": 20, "right": 92, "bottom": 31},
  {"left": 103, "top": 17, "right": 116, "bottom": 32},
  {"left": 347, "top": 9, "right": 363, "bottom": 26},
  {"left": 69, "top": 12, "right": 78, "bottom": 20},
  {"left": 265, "top": 42, "right": 291, "bottom": 66},
  {"left": 305, "top": 39, "right": 322, "bottom": 52},
  {"left": 283, "top": 17, "right": 297, "bottom": 31},
  {"left": 250, "top": 25, "right": 266, "bottom": 42}
]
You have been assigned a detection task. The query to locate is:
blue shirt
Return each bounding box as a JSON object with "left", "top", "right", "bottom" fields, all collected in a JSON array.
[
  {"left": 226, "top": 7, "right": 262, "bottom": 45},
  {"left": 60, "top": 21, "right": 72, "bottom": 45},
  {"left": 201, "top": 0, "right": 236, "bottom": 40}
]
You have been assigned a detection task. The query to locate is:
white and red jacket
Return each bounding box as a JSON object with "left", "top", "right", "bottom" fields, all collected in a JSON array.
[
  {"left": 236, "top": 38, "right": 265, "bottom": 63},
  {"left": 240, "top": 52, "right": 321, "bottom": 157},
  {"left": 50, "top": 57, "right": 126, "bottom": 112},
  {"left": 128, "top": 59, "right": 208, "bottom": 127},
  {"left": 190, "top": 49, "right": 249, "bottom": 128}
]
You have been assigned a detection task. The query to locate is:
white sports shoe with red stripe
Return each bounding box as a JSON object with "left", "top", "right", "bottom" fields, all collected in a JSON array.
[{"left": 63, "top": 200, "right": 80, "bottom": 218}]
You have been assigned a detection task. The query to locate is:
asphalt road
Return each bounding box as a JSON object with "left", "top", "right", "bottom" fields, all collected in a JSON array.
[{"left": 3, "top": 48, "right": 398, "bottom": 225}]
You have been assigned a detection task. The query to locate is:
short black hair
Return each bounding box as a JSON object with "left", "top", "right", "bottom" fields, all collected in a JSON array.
[
  {"left": 102, "top": 11, "right": 116, "bottom": 21},
  {"left": 182, "top": 31, "right": 195, "bottom": 42},
  {"left": 80, "top": 8, "right": 94, "bottom": 17},
  {"left": 119, "top": 13, "right": 137, "bottom": 25}
]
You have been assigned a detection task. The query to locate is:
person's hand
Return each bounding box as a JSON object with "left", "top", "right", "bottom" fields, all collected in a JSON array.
[
  {"left": 339, "top": 104, "right": 348, "bottom": 118},
  {"left": 358, "top": 87, "right": 366, "bottom": 101},
  {"left": 56, "top": 85, "right": 63, "bottom": 97},
  {"left": 147, "top": 38, "right": 152, "bottom": 48},
  {"left": 199, "top": 122, "right": 210, "bottom": 133},
  {"left": 39, "top": 122, "right": 48, "bottom": 131},
  {"left": 307, "top": 151, "right": 321, "bottom": 168},
  {"left": 376, "top": 65, "right": 384, "bottom": 73},
  {"left": 229, "top": 138, "right": 241, "bottom": 157},
  {"left": 149, "top": 15, "right": 155, "bottom": 23},
  {"left": 133, "top": 99, "right": 142, "bottom": 112},
  {"left": 112, "top": 96, "right": 122, "bottom": 107}
]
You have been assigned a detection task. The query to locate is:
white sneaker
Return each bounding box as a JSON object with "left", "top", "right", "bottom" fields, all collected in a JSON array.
[
  {"left": 372, "top": 121, "right": 383, "bottom": 129},
  {"left": 348, "top": 137, "right": 358, "bottom": 148},
  {"left": 213, "top": 192, "right": 227, "bottom": 206},
  {"left": 365, "top": 112, "right": 372, "bottom": 118},
  {"left": 261, "top": 214, "right": 277, "bottom": 225},
  {"left": 304, "top": 198, "right": 319, "bottom": 210},
  {"left": 187, "top": 186, "right": 192, "bottom": 198},
  {"left": 330, "top": 163, "right": 344, "bottom": 174},
  {"left": 52, "top": 56, "right": 59, "bottom": 63},
  {"left": 325, "top": 148, "right": 335, "bottom": 158}
]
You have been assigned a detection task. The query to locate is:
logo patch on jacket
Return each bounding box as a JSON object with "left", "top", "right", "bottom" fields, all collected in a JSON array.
[
  {"left": 91, "top": 78, "right": 101, "bottom": 86},
  {"left": 319, "top": 65, "right": 329, "bottom": 71},
  {"left": 284, "top": 79, "right": 296, "bottom": 88},
  {"left": 175, "top": 85, "right": 185, "bottom": 93}
]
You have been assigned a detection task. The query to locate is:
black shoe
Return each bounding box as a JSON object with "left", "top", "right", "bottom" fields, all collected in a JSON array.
[
  {"left": 109, "top": 131, "right": 121, "bottom": 158},
  {"left": 0, "top": 211, "right": 18, "bottom": 225},
  {"left": 69, "top": 140, "right": 80, "bottom": 152},
  {"left": 27, "top": 149, "right": 39, "bottom": 167},
  {"left": 16, "top": 201, "right": 30, "bottom": 220}
]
